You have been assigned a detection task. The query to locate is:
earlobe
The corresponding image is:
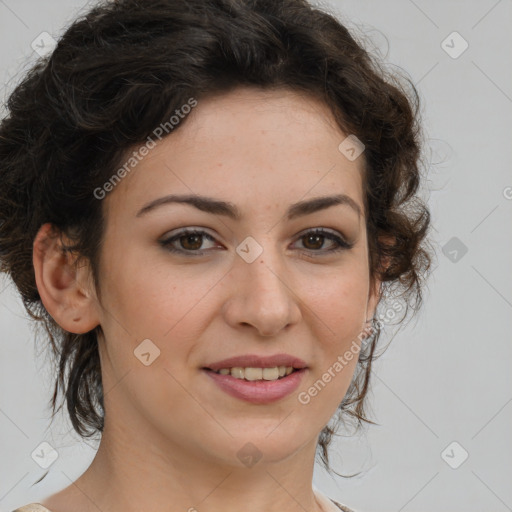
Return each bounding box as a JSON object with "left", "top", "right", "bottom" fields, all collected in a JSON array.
[{"left": 32, "top": 223, "right": 100, "bottom": 334}]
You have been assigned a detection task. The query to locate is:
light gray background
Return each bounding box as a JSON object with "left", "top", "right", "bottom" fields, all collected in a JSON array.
[{"left": 1, "top": 1, "right": 511, "bottom": 511}]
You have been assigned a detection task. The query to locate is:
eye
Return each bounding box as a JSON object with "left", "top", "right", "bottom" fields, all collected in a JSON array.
[
  {"left": 159, "top": 228, "right": 220, "bottom": 255},
  {"left": 159, "top": 227, "right": 354, "bottom": 257},
  {"left": 292, "top": 228, "right": 354, "bottom": 256}
]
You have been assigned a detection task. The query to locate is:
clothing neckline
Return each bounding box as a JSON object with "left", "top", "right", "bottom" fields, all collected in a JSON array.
[
  {"left": 15, "top": 488, "right": 353, "bottom": 512},
  {"left": 313, "top": 486, "right": 355, "bottom": 512},
  {"left": 12, "top": 504, "right": 53, "bottom": 512}
]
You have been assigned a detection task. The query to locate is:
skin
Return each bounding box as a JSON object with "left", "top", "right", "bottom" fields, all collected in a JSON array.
[{"left": 32, "top": 86, "right": 381, "bottom": 512}]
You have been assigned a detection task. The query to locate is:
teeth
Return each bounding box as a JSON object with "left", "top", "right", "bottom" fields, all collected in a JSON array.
[
  {"left": 214, "top": 366, "right": 295, "bottom": 381},
  {"left": 244, "top": 367, "right": 262, "bottom": 381},
  {"left": 231, "top": 367, "right": 244, "bottom": 379},
  {"left": 262, "top": 367, "right": 279, "bottom": 380}
]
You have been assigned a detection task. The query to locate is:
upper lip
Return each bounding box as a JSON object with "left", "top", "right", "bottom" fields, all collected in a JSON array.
[{"left": 204, "top": 353, "right": 308, "bottom": 372}]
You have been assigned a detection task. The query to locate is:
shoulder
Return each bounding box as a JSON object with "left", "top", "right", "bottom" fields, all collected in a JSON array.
[
  {"left": 313, "top": 486, "right": 357, "bottom": 512},
  {"left": 12, "top": 504, "right": 53, "bottom": 512},
  {"left": 330, "top": 499, "right": 358, "bottom": 512}
]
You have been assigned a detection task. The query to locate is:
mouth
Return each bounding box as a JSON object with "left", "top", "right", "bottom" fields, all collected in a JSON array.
[
  {"left": 201, "top": 354, "right": 308, "bottom": 404},
  {"left": 203, "top": 366, "right": 301, "bottom": 381},
  {"left": 204, "top": 353, "right": 307, "bottom": 374}
]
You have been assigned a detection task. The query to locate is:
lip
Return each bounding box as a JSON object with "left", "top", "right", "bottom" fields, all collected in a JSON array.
[
  {"left": 203, "top": 367, "right": 307, "bottom": 404},
  {"left": 204, "top": 353, "right": 308, "bottom": 372}
]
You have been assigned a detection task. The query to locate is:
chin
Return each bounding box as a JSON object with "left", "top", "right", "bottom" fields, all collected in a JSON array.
[{"left": 208, "top": 426, "right": 314, "bottom": 468}]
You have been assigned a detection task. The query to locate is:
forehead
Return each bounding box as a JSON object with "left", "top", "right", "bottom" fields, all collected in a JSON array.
[{"left": 104, "top": 87, "right": 365, "bottom": 221}]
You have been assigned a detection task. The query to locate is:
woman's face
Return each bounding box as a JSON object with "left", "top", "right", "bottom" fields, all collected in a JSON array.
[{"left": 93, "top": 87, "right": 380, "bottom": 468}]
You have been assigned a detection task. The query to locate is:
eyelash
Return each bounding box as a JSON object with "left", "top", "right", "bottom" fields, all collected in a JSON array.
[{"left": 159, "top": 228, "right": 354, "bottom": 257}]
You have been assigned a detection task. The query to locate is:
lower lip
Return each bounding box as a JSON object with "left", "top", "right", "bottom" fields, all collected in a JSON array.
[{"left": 203, "top": 368, "right": 307, "bottom": 404}]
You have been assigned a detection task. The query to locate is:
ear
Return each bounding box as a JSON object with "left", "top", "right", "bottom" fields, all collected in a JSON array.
[{"left": 32, "top": 223, "right": 100, "bottom": 334}]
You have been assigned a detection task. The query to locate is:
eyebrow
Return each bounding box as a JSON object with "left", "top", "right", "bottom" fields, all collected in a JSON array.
[{"left": 136, "top": 193, "right": 362, "bottom": 221}]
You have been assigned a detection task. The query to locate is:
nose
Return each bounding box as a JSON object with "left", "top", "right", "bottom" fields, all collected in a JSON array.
[{"left": 221, "top": 249, "right": 302, "bottom": 337}]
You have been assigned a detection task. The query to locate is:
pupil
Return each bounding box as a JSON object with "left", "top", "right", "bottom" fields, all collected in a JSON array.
[
  {"left": 182, "top": 234, "right": 201, "bottom": 250},
  {"left": 305, "top": 234, "right": 322, "bottom": 250}
]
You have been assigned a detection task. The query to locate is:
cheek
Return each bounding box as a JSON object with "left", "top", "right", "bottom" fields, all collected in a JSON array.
[
  {"left": 99, "top": 243, "right": 213, "bottom": 334},
  {"left": 297, "top": 263, "right": 368, "bottom": 412},
  {"left": 296, "top": 343, "right": 361, "bottom": 435},
  {"left": 302, "top": 263, "right": 369, "bottom": 343},
  {"left": 97, "top": 253, "right": 228, "bottom": 385}
]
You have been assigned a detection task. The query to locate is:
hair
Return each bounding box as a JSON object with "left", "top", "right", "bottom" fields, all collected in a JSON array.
[{"left": 0, "top": 0, "right": 434, "bottom": 476}]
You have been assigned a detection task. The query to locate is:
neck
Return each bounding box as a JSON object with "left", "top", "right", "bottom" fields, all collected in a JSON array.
[{"left": 64, "top": 416, "right": 325, "bottom": 512}]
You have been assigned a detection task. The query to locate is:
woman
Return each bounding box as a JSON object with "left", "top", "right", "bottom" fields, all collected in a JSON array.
[{"left": 0, "top": 0, "right": 433, "bottom": 511}]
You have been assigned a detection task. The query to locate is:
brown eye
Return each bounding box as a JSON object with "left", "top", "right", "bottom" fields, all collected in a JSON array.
[
  {"left": 293, "top": 228, "right": 353, "bottom": 256},
  {"left": 160, "top": 229, "right": 219, "bottom": 255},
  {"left": 301, "top": 233, "right": 325, "bottom": 250},
  {"left": 159, "top": 227, "right": 353, "bottom": 257},
  {"left": 179, "top": 233, "right": 203, "bottom": 251}
]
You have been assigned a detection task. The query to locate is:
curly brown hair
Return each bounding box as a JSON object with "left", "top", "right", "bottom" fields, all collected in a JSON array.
[{"left": 0, "top": 0, "right": 433, "bottom": 475}]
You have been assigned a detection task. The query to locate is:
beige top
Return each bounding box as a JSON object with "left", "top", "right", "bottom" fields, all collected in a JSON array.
[
  {"left": 12, "top": 488, "right": 356, "bottom": 512},
  {"left": 12, "top": 506, "right": 51, "bottom": 512},
  {"left": 314, "top": 486, "right": 357, "bottom": 512}
]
